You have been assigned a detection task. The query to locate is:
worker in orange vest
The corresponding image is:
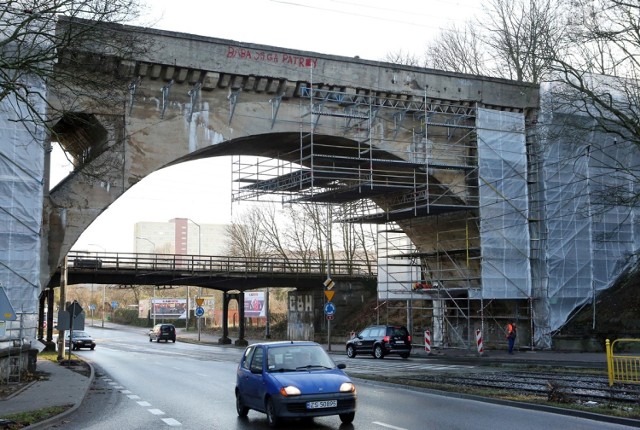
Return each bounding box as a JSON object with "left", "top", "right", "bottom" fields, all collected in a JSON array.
[{"left": 506, "top": 321, "right": 517, "bottom": 354}]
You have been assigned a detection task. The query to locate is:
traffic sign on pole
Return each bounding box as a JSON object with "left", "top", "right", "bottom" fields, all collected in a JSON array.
[
  {"left": 323, "top": 278, "right": 335, "bottom": 290},
  {"left": 324, "top": 290, "right": 335, "bottom": 301},
  {"left": 324, "top": 301, "right": 336, "bottom": 316},
  {"left": 0, "top": 286, "right": 17, "bottom": 321}
]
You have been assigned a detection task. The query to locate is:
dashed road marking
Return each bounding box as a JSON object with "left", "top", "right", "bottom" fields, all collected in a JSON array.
[
  {"left": 372, "top": 422, "right": 407, "bottom": 430},
  {"left": 161, "top": 418, "right": 182, "bottom": 426},
  {"left": 102, "top": 374, "right": 182, "bottom": 427}
]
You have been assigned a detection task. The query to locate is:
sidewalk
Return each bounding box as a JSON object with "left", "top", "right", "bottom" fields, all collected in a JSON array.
[
  {"left": 0, "top": 323, "right": 607, "bottom": 429},
  {"left": 0, "top": 357, "right": 93, "bottom": 429}
]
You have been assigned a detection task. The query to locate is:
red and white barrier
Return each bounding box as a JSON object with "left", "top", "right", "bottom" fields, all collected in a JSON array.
[
  {"left": 424, "top": 329, "right": 431, "bottom": 354},
  {"left": 475, "top": 329, "right": 484, "bottom": 355}
]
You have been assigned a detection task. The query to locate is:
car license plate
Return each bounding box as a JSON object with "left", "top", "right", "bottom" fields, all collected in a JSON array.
[
  {"left": 306, "top": 400, "right": 337, "bottom": 409},
  {"left": 395, "top": 340, "right": 404, "bottom": 344}
]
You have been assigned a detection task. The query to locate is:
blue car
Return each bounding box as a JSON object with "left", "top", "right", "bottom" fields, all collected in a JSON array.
[{"left": 235, "top": 341, "right": 357, "bottom": 427}]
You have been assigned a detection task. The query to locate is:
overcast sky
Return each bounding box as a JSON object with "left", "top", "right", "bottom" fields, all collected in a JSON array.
[{"left": 58, "top": 0, "right": 481, "bottom": 253}]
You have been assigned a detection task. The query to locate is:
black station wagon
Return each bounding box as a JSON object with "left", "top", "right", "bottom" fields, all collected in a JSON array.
[
  {"left": 346, "top": 324, "right": 412, "bottom": 359},
  {"left": 149, "top": 323, "right": 176, "bottom": 343}
]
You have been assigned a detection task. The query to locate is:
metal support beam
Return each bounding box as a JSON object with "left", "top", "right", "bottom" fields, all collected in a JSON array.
[
  {"left": 128, "top": 76, "right": 141, "bottom": 115},
  {"left": 187, "top": 82, "right": 202, "bottom": 123},
  {"left": 228, "top": 89, "right": 240, "bottom": 125},
  {"left": 160, "top": 79, "right": 174, "bottom": 119},
  {"left": 269, "top": 94, "right": 284, "bottom": 129}
]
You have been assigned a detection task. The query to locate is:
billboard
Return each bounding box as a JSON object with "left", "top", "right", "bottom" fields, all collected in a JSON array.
[
  {"left": 244, "top": 291, "right": 266, "bottom": 318},
  {"left": 151, "top": 298, "right": 187, "bottom": 319}
]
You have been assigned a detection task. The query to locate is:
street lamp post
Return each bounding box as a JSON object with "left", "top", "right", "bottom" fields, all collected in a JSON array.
[
  {"left": 135, "top": 236, "right": 156, "bottom": 253},
  {"left": 88, "top": 244, "right": 106, "bottom": 328},
  {"left": 91, "top": 283, "right": 94, "bottom": 326},
  {"left": 187, "top": 219, "right": 202, "bottom": 332},
  {"left": 102, "top": 284, "right": 106, "bottom": 328},
  {"left": 187, "top": 219, "right": 201, "bottom": 255},
  {"left": 152, "top": 286, "right": 156, "bottom": 327}
]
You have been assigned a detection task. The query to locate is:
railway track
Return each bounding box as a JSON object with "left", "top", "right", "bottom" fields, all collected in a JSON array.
[{"left": 395, "top": 370, "right": 640, "bottom": 403}]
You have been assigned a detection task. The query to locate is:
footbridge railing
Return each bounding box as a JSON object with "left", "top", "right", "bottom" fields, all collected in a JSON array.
[
  {"left": 66, "top": 251, "right": 376, "bottom": 278},
  {"left": 606, "top": 338, "right": 640, "bottom": 386}
]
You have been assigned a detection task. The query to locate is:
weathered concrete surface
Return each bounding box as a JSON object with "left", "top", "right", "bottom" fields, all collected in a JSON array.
[{"left": 43, "top": 18, "right": 539, "bottom": 289}]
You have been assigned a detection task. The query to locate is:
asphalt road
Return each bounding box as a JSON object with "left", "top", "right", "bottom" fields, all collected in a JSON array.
[{"left": 46, "top": 326, "right": 638, "bottom": 430}]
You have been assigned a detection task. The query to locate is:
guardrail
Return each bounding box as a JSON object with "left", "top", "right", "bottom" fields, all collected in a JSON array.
[
  {"left": 66, "top": 251, "right": 376, "bottom": 278},
  {"left": 606, "top": 338, "right": 640, "bottom": 386}
]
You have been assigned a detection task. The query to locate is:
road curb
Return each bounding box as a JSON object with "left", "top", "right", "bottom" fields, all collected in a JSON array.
[{"left": 24, "top": 360, "right": 95, "bottom": 430}]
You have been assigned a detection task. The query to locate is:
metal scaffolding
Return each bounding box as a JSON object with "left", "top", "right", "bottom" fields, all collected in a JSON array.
[{"left": 232, "top": 82, "right": 488, "bottom": 349}]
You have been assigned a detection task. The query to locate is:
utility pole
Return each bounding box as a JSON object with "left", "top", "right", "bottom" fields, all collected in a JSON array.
[{"left": 57, "top": 256, "right": 67, "bottom": 360}]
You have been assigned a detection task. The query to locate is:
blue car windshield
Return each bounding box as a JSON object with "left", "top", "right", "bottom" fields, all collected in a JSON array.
[{"left": 267, "top": 345, "right": 335, "bottom": 372}]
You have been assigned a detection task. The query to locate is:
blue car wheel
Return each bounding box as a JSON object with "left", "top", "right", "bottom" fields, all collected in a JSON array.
[
  {"left": 266, "top": 398, "right": 279, "bottom": 428},
  {"left": 340, "top": 412, "right": 355, "bottom": 424},
  {"left": 236, "top": 391, "right": 249, "bottom": 417}
]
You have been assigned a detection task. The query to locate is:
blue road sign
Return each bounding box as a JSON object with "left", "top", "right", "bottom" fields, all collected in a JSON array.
[
  {"left": 195, "top": 306, "right": 205, "bottom": 317},
  {"left": 324, "top": 301, "right": 336, "bottom": 316}
]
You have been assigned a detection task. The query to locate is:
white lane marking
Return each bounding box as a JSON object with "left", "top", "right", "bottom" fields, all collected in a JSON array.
[
  {"left": 120, "top": 390, "right": 132, "bottom": 394},
  {"left": 108, "top": 382, "right": 119, "bottom": 385},
  {"left": 137, "top": 401, "right": 151, "bottom": 407},
  {"left": 127, "top": 394, "right": 141, "bottom": 400},
  {"left": 372, "top": 422, "right": 407, "bottom": 430},
  {"left": 113, "top": 386, "right": 124, "bottom": 389},
  {"left": 196, "top": 373, "right": 208, "bottom": 377},
  {"left": 148, "top": 409, "right": 165, "bottom": 415},
  {"left": 161, "top": 418, "right": 182, "bottom": 426}
]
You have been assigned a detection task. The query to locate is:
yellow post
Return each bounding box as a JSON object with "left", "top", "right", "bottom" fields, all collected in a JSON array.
[{"left": 606, "top": 339, "right": 613, "bottom": 387}]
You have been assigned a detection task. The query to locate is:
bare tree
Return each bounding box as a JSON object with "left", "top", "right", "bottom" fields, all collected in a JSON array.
[
  {"left": 299, "top": 202, "right": 331, "bottom": 263},
  {"left": 228, "top": 201, "right": 375, "bottom": 276},
  {"left": 546, "top": 0, "right": 640, "bottom": 208},
  {"left": 1, "top": 1, "right": 145, "bottom": 139},
  {"left": 226, "top": 205, "right": 272, "bottom": 259},
  {"left": 385, "top": 0, "right": 566, "bottom": 84},
  {"left": 479, "top": 0, "right": 566, "bottom": 83},
  {"left": 550, "top": 1, "right": 639, "bottom": 144},
  {"left": 424, "top": 23, "right": 488, "bottom": 75},
  {"left": 281, "top": 203, "right": 319, "bottom": 263},
  {"left": 383, "top": 49, "right": 423, "bottom": 67}
]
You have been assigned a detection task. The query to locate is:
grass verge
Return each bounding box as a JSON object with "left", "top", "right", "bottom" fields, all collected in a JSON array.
[{"left": 0, "top": 405, "right": 72, "bottom": 429}]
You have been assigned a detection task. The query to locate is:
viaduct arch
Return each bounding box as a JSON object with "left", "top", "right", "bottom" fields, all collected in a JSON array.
[{"left": 43, "top": 17, "right": 543, "bottom": 347}]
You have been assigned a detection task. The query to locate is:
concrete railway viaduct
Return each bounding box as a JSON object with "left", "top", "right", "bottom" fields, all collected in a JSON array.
[{"left": 5, "top": 17, "right": 635, "bottom": 353}]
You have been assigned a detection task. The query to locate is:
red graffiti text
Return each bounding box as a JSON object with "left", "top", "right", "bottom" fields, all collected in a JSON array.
[{"left": 227, "top": 46, "right": 317, "bottom": 68}]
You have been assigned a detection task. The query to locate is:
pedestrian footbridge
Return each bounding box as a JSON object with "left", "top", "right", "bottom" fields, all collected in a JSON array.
[{"left": 49, "top": 251, "right": 375, "bottom": 291}]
